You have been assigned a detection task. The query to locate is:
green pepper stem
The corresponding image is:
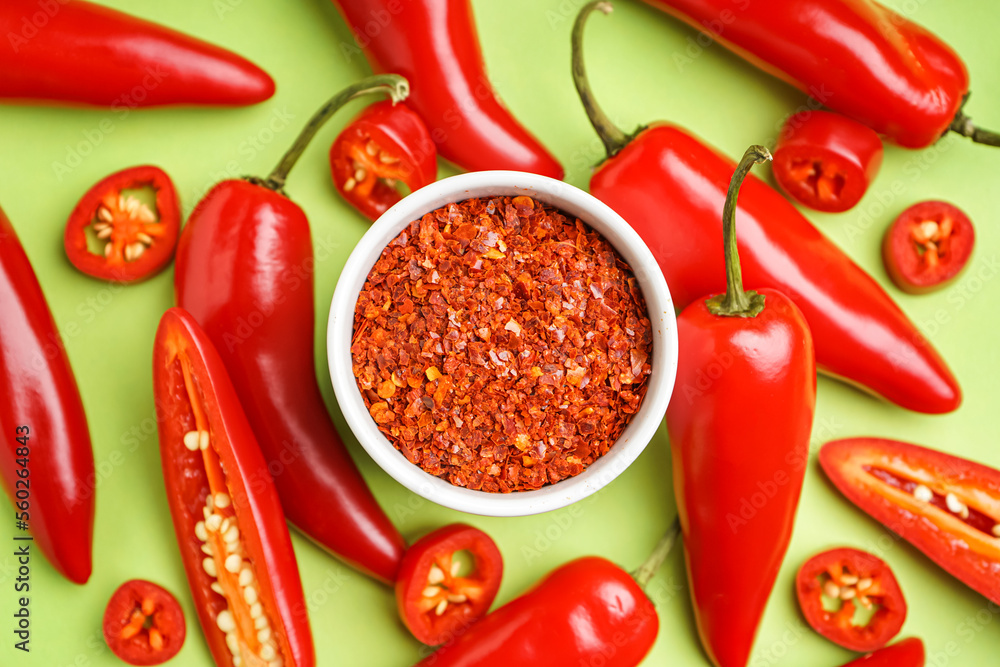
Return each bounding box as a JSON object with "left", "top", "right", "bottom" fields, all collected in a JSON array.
[
  {"left": 950, "top": 96, "right": 1000, "bottom": 147},
  {"left": 263, "top": 74, "right": 409, "bottom": 193},
  {"left": 705, "top": 145, "right": 771, "bottom": 318},
  {"left": 571, "top": 1, "right": 632, "bottom": 157},
  {"left": 631, "top": 518, "right": 680, "bottom": 590}
]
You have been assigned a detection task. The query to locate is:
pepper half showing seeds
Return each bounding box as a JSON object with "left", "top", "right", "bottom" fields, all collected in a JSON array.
[{"left": 352, "top": 195, "right": 653, "bottom": 492}]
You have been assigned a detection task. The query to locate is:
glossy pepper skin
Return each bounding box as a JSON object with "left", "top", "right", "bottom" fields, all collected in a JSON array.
[
  {"left": 153, "top": 308, "right": 314, "bottom": 667},
  {"left": 574, "top": 2, "right": 959, "bottom": 414},
  {"left": 329, "top": 0, "right": 563, "bottom": 177},
  {"left": 663, "top": 145, "right": 815, "bottom": 667},
  {"left": 640, "top": 0, "right": 974, "bottom": 148},
  {"left": 0, "top": 0, "right": 274, "bottom": 107},
  {"left": 412, "top": 557, "right": 658, "bottom": 667},
  {"left": 0, "top": 205, "right": 94, "bottom": 584},
  {"left": 840, "top": 638, "right": 925, "bottom": 666},
  {"left": 176, "top": 75, "right": 409, "bottom": 584}
]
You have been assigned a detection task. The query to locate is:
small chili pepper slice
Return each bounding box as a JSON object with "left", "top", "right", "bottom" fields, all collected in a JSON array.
[
  {"left": 772, "top": 111, "right": 883, "bottom": 213},
  {"left": 839, "top": 637, "right": 925, "bottom": 667},
  {"left": 153, "top": 307, "right": 314, "bottom": 667},
  {"left": 64, "top": 165, "right": 180, "bottom": 283},
  {"left": 395, "top": 523, "right": 503, "bottom": 645},
  {"left": 330, "top": 100, "right": 436, "bottom": 221},
  {"left": 882, "top": 201, "right": 975, "bottom": 294},
  {"left": 796, "top": 548, "right": 906, "bottom": 652},
  {"left": 103, "top": 579, "right": 186, "bottom": 666}
]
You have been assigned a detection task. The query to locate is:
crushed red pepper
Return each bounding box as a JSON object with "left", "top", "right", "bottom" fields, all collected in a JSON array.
[{"left": 351, "top": 195, "right": 653, "bottom": 492}]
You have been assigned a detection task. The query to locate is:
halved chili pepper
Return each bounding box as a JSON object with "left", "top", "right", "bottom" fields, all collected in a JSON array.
[
  {"left": 64, "top": 165, "right": 179, "bottom": 283},
  {"left": 395, "top": 524, "right": 502, "bottom": 646},
  {"left": 840, "top": 637, "right": 925, "bottom": 667},
  {"left": 882, "top": 201, "right": 975, "bottom": 294},
  {"left": 796, "top": 548, "right": 906, "bottom": 652},
  {"left": 176, "top": 75, "right": 408, "bottom": 584},
  {"left": 820, "top": 437, "right": 1000, "bottom": 605},
  {"left": 0, "top": 204, "right": 94, "bottom": 584},
  {"left": 572, "top": 1, "right": 961, "bottom": 415},
  {"left": 103, "top": 579, "right": 186, "bottom": 666},
  {"left": 412, "top": 522, "right": 679, "bottom": 667},
  {"left": 153, "top": 307, "right": 314, "bottom": 667},
  {"left": 773, "top": 111, "right": 883, "bottom": 213},
  {"left": 330, "top": 100, "right": 436, "bottom": 221}
]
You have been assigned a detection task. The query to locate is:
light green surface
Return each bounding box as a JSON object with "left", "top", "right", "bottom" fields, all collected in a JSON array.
[{"left": 1, "top": 0, "right": 998, "bottom": 664}]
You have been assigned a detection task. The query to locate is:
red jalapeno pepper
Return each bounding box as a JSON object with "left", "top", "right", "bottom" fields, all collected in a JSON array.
[
  {"left": 176, "top": 75, "right": 408, "bottom": 584},
  {"left": 64, "top": 165, "right": 180, "bottom": 283},
  {"left": 821, "top": 437, "right": 1000, "bottom": 606},
  {"left": 639, "top": 0, "right": 1000, "bottom": 149},
  {"left": 840, "top": 638, "right": 925, "bottom": 667},
  {"left": 0, "top": 0, "right": 274, "bottom": 107},
  {"left": 328, "top": 0, "right": 562, "bottom": 177},
  {"left": 330, "top": 100, "right": 437, "bottom": 221},
  {"left": 659, "top": 140, "right": 815, "bottom": 667},
  {"left": 773, "top": 111, "right": 883, "bottom": 213},
  {"left": 882, "top": 201, "right": 975, "bottom": 294},
  {"left": 103, "top": 579, "right": 186, "bottom": 666},
  {"left": 796, "top": 548, "right": 907, "bottom": 652},
  {"left": 395, "top": 524, "right": 503, "bottom": 646},
  {"left": 0, "top": 204, "right": 95, "bottom": 584},
  {"left": 572, "top": 1, "right": 961, "bottom": 415},
  {"left": 153, "top": 307, "right": 314, "bottom": 667}
]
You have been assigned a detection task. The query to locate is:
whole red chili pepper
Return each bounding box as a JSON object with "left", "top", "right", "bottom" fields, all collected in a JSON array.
[
  {"left": 571, "top": 1, "right": 961, "bottom": 414},
  {"left": 0, "top": 205, "right": 94, "bottom": 584},
  {"left": 328, "top": 0, "right": 563, "bottom": 177},
  {"left": 330, "top": 100, "right": 437, "bottom": 221},
  {"left": 411, "top": 523, "right": 679, "bottom": 667},
  {"left": 662, "top": 143, "right": 815, "bottom": 667},
  {"left": 153, "top": 307, "right": 314, "bottom": 667},
  {"left": 0, "top": 0, "right": 274, "bottom": 107},
  {"left": 639, "top": 0, "right": 1000, "bottom": 148},
  {"left": 176, "top": 75, "right": 408, "bottom": 584}
]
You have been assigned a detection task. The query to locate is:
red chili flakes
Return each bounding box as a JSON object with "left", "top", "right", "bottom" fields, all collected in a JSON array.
[{"left": 351, "top": 196, "right": 653, "bottom": 493}]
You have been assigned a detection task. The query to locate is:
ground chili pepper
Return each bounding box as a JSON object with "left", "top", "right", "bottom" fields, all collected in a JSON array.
[{"left": 351, "top": 195, "right": 652, "bottom": 493}]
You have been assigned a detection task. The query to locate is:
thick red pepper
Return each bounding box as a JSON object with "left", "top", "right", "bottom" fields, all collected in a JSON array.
[
  {"left": 571, "top": 2, "right": 961, "bottom": 414},
  {"left": 0, "top": 205, "right": 94, "bottom": 584},
  {"left": 660, "top": 142, "right": 815, "bottom": 667},
  {"left": 411, "top": 523, "right": 679, "bottom": 667},
  {"left": 153, "top": 307, "right": 314, "bottom": 667},
  {"left": 328, "top": 0, "right": 563, "bottom": 177},
  {"left": 330, "top": 100, "right": 437, "bottom": 221},
  {"left": 640, "top": 0, "right": 1000, "bottom": 148},
  {"left": 821, "top": 437, "right": 1000, "bottom": 605},
  {"left": 0, "top": 0, "right": 274, "bottom": 107},
  {"left": 882, "top": 201, "right": 975, "bottom": 294},
  {"left": 176, "top": 75, "right": 408, "bottom": 584},
  {"left": 840, "top": 638, "right": 925, "bottom": 667},
  {"left": 772, "top": 111, "right": 883, "bottom": 213}
]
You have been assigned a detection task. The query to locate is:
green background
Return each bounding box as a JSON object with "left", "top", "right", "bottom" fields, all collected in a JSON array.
[{"left": 1, "top": 0, "right": 998, "bottom": 664}]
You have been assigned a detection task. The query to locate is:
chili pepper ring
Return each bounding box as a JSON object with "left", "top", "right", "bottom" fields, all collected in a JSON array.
[{"left": 328, "top": 171, "right": 677, "bottom": 516}]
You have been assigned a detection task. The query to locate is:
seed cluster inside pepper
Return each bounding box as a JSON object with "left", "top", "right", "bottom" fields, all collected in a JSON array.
[{"left": 352, "top": 195, "right": 652, "bottom": 492}]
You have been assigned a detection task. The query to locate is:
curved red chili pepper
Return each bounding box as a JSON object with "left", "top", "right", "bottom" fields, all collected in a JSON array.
[
  {"left": 176, "top": 75, "right": 408, "bottom": 584},
  {"left": 64, "top": 165, "right": 180, "bottom": 283},
  {"left": 640, "top": 0, "right": 1000, "bottom": 148},
  {"left": 153, "top": 307, "right": 314, "bottom": 667},
  {"left": 840, "top": 638, "right": 925, "bottom": 667},
  {"left": 0, "top": 0, "right": 274, "bottom": 107},
  {"left": 330, "top": 100, "right": 437, "bottom": 221},
  {"left": 661, "top": 143, "right": 816, "bottom": 667},
  {"left": 0, "top": 205, "right": 94, "bottom": 584},
  {"left": 571, "top": 2, "right": 961, "bottom": 414},
  {"left": 329, "top": 0, "right": 563, "bottom": 177}
]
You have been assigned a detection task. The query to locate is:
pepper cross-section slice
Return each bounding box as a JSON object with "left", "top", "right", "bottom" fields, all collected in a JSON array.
[
  {"left": 395, "top": 523, "right": 503, "bottom": 646},
  {"left": 64, "top": 165, "right": 180, "bottom": 283},
  {"left": 882, "top": 201, "right": 975, "bottom": 294},
  {"left": 821, "top": 437, "right": 1000, "bottom": 605},
  {"left": 153, "top": 307, "right": 314, "bottom": 667},
  {"left": 103, "top": 579, "right": 186, "bottom": 666}
]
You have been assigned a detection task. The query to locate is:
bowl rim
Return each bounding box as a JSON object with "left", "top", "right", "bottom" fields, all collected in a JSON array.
[{"left": 328, "top": 170, "right": 677, "bottom": 516}]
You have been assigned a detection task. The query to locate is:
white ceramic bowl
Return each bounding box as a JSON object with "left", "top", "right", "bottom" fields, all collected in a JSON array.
[{"left": 328, "top": 171, "right": 677, "bottom": 516}]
